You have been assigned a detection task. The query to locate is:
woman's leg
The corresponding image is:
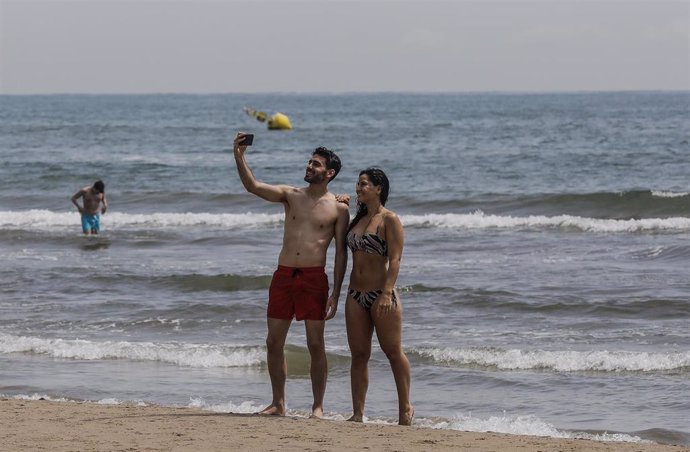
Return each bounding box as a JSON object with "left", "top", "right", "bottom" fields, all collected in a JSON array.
[
  {"left": 372, "top": 294, "right": 413, "bottom": 425},
  {"left": 345, "top": 294, "right": 374, "bottom": 422}
]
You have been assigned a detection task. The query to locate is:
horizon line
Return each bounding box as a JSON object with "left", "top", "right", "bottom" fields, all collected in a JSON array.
[{"left": 1, "top": 89, "right": 689, "bottom": 96}]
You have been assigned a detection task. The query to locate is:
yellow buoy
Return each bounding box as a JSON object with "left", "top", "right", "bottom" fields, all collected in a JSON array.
[
  {"left": 267, "top": 112, "right": 292, "bottom": 130},
  {"left": 245, "top": 106, "right": 292, "bottom": 130}
]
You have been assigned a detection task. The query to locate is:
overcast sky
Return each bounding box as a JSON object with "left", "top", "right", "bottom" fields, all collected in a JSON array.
[{"left": 0, "top": 0, "right": 688, "bottom": 94}]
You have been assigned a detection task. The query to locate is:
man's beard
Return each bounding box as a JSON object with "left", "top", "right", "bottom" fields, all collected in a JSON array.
[{"left": 304, "top": 172, "right": 325, "bottom": 184}]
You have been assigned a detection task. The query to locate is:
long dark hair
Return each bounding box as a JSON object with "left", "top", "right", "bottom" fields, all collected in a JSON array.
[{"left": 347, "top": 167, "right": 389, "bottom": 233}]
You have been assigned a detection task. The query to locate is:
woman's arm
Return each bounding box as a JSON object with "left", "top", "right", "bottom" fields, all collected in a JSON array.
[{"left": 382, "top": 212, "right": 404, "bottom": 297}]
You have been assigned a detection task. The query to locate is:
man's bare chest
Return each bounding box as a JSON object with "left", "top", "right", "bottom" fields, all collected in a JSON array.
[
  {"left": 84, "top": 193, "right": 102, "bottom": 204},
  {"left": 285, "top": 201, "right": 336, "bottom": 231}
]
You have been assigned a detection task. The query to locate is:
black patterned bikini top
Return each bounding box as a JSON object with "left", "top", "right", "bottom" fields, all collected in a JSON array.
[
  {"left": 347, "top": 231, "right": 388, "bottom": 256},
  {"left": 347, "top": 214, "right": 388, "bottom": 256}
]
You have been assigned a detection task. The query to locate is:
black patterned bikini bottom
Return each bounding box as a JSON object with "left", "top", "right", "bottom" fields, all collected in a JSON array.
[{"left": 348, "top": 288, "right": 398, "bottom": 311}]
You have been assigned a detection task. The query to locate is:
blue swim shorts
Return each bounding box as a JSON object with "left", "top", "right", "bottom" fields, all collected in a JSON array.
[{"left": 81, "top": 213, "right": 101, "bottom": 233}]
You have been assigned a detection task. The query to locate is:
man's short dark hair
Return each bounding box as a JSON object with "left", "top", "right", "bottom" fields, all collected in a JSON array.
[
  {"left": 93, "top": 180, "right": 105, "bottom": 194},
  {"left": 312, "top": 147, "right": 341, "bottom": 182}
]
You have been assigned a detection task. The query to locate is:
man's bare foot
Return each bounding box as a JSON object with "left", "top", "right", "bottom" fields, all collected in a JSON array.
[
  {"left": 399, "top": 406, "right": 414, "bottom": 426},
  {"left": 309, "top": 407, "right": 323, "bottom": 419},
  {"left": 258, "top": 403, "right": 285, "bottom": 416},
  {"left": 347, "top": 414, "right": 363, "bottom": 422}
]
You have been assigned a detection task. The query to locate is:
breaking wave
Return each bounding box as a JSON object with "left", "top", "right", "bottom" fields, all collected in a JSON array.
[{"left": 413, "top": 346, "right": 690, "bottom": 373}]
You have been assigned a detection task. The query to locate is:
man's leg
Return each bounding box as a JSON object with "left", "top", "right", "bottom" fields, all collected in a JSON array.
[
  {"left": 304, "top": 319, "right": 327, "bottom": 418},
  {"left": 260, "top": 317, "right": 292, "bottom": 416},
  {"left": 92, "top": 215, "right": 100, "bottom": 235},
  {"left": 81, "top": 215, "right": 92, "bottom": 235}
]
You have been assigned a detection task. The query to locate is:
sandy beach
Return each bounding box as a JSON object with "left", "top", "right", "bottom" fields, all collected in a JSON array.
[{"left": 1, "top": 399, "right": 687, "bottom": 452}]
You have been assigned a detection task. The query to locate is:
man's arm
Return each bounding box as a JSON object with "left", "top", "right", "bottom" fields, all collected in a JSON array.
[
  {"left": 233, "top": 132, "right": 289, "bottom": 203},
  {"left": 325, "top": 202, "right": 350, "bottom": 320},
  {"left": 71, "top": 190, "right": 84, "bottom": 213},
  {"left": 101, "top": 194, "right": 108, "bottom": 214}
]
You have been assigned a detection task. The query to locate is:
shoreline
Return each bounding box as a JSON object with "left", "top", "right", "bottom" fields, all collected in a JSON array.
[{"left": 2, "top": 399, "right": 688, "bottom": 451}]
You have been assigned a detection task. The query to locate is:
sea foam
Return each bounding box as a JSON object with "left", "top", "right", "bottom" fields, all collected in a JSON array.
[
  {"left": 401, "top": 212, "right": 690, "bottom": 233},
  {"left": 415, "top": 346, "right": 690, "bottom": 372},
  {"left": 0, "top": 333, "right": 264, "bottom": 368},
  {"left": 188, "top": 397, "right": 646, "bottom": 443},
  {"left": 651, "top": 190, "right": 689, "bottom": 198},
  {"left": 0, "top": 210, "right": 283, "bottom": 230},
  {"left": 2, "top": 209, "right": 690, "bottom": 233},
  {"left": 426, "top": 413, "right": 646, "bottom": 443}
]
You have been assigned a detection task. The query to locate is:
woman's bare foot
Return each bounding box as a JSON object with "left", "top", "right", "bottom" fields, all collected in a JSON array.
[
  {"left": 347, "top": 414, "right": 363, "bottom": 422},
  {"left": 399, "top": 406, "right": 414, "bottom": 426},
  {"left": 309, "top": 407, "right": 323, "bottom": 419},
  {"left": 258, "top": 403, "right": 285, "bottom": 416}
]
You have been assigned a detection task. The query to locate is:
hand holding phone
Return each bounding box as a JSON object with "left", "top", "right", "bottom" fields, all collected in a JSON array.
[{"left": 241, "top": 134, "right": 254, "bottom": 146}]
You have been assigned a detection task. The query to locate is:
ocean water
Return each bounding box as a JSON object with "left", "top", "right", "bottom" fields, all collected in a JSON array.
[{"left": 1, "top": 92, "right": 689, "bottom": 445}]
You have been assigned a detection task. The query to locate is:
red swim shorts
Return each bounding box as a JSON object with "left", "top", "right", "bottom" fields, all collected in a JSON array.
[{"left": 268, "top": 265, "right": 329, "bottom": 321}]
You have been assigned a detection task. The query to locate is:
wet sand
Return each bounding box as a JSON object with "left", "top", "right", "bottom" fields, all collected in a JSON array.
[{"left": 2, "top": 399, "right": 688, "bottom": 452}]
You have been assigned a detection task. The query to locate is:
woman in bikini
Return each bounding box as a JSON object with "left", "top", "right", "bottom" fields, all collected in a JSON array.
[{"left": 345, "top": 167, "right": 413, "bottom": 426}]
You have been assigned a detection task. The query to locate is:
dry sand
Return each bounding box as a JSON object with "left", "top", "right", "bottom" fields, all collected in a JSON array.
[{"left": 1, "top": 399, "right": 688, "bottom": 452}]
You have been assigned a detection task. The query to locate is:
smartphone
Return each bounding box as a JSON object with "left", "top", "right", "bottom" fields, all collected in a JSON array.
[{"left": 241, "top": 134, "right": 254, "bottom": 146}]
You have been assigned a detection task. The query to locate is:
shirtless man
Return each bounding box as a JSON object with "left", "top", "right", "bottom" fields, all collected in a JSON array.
[
  {"left": 233, "top": 133, "right": 350, "bottom": 418},
  {"left": 71, "top": 180, "right": 108, "bottom": 235}
]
